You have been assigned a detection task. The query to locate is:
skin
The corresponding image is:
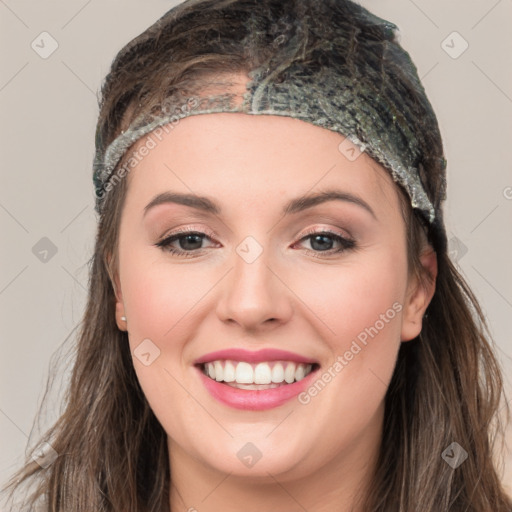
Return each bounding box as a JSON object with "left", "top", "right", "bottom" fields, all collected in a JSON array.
[{"left": 109, "top": 112, "right": 437, "bottom": 512}]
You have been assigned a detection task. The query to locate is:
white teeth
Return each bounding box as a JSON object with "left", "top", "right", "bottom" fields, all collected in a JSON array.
[
  {"left": 254, "top": 363, "right": 272, "bottom": 384},
  {"left": 223, "top": 361, "right": 236, "bottom": 382},
  {"left": 295, "top": 364, "right": 306, "bottom": 381},
  {"left": 202, "top": 360, "right": 315, "bottom": 385},
  {"left": 235, "top": 362, "right": 254, "bottom": 384},
  {"left": 214, "top": 361, "right": 224, "bottom": 381},
  {"left": 271, "top": 363, "right": 285, "bottom": 383},
  {"left": 284, "top": 363, "right": 296, "bottom": 383}
]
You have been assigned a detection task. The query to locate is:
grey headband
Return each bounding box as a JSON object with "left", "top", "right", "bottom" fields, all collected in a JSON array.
[{"left": 93, "top": 1, "right": 445, "bottom": 226}]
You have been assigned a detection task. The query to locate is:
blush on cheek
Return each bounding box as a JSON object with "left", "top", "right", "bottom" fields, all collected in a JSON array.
[
  {"left": 338, "top": 311, "right": 401, "bottom": 372},
  {"left": 323, "top": 280, "right": 404, "bottom": 380},
  {"left": 120, "top": 255, "right": 199, "bottom": 332}
]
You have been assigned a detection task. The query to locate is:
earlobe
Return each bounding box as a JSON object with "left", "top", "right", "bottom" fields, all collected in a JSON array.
[
  {"left": 114, "top": 300, "right": 127, "bottom": 332},
  {"left": 106, "top": 252, "right": 127, "bottom": 331},
  {"left": 400, "top": 246, "right": 438, "bottom": 342}
]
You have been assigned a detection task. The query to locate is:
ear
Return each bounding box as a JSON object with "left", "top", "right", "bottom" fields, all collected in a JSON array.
[
  {"left": 401, "top": 245, "right": 437, "bottom": 342},
  {"left": 106, "top": 252, "right": 127, "bottom": 332}
]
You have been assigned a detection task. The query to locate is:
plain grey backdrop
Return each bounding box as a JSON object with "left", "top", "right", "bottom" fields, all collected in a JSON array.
[{"left": 1, "top": 0, "right": 511, "bottom": 496}]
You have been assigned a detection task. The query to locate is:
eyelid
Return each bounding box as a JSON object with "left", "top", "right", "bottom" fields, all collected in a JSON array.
[
  {"left": 157, "top": 225, "right": 218, "bottom": 243},
  {"left": 297, "top": 225, "right": 353, "bottom": 240}
]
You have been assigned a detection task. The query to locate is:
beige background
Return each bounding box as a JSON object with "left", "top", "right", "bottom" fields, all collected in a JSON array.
[{"left": 1, "top": 0, "right": 511, "bottom": 500}]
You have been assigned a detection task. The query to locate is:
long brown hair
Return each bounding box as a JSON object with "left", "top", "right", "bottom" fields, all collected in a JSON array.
[{"left": 2, "top": 1, "right": 511, "bottom": 510}]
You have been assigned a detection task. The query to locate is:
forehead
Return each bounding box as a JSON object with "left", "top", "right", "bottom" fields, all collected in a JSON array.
[{"left": 123, "top": 112, "right": 399, "bottom": 218}]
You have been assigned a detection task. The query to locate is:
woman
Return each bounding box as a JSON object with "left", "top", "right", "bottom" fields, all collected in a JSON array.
[{"left": 2, "top": 0, "right": 511, "bottom": 510}]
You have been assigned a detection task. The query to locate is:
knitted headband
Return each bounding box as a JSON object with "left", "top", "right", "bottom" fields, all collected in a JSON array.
[{"left": 92, "top": 0, "right": 447, "bottom": 243}]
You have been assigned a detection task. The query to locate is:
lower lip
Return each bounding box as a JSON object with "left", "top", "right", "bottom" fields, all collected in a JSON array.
[{"left": 195, "top": 365, "right": 319, "bottom": 410}]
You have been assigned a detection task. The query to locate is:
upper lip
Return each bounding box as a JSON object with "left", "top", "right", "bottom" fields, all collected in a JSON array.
[{"left": 194, "top": 348, "right": 319, "bottom": 366}]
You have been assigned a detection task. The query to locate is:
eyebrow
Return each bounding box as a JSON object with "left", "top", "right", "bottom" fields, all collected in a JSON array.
[{"left": 143, "top": 189, "right": 377, "bottom": 220}]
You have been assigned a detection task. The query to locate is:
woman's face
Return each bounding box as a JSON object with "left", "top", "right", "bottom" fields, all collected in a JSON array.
[{"left": 111, "top": 112, "right": 434, "bottom": 484}]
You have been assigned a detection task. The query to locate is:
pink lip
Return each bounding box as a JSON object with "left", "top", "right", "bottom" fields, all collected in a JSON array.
[
  {"left": 195, "top": 365, "right": 320, "bottom": 410},
  {"left": 194, "top": 348, "right": 318, "bottom": 365}
]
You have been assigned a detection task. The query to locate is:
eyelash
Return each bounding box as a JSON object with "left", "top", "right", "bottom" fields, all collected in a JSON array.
[{"left": 154, "top": 226, "right": 356, "bottom": 259}]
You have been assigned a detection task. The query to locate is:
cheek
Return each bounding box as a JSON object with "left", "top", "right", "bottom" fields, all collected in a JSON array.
[
  {"left": 119, "top": 245, "right": 212, "bottom": 341},
  {"left": 296, "top": 250, "right": 407, "bottom": 348},
  {"left": 117, "top": 246, "right": 211, "bottom": 429},
  {"left": 292, "top": 248, "right": 407, "bottom": 417}
]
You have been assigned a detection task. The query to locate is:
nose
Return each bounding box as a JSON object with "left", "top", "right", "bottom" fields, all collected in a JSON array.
[{"left": 215, "top": 245, "right": 294, "bottom": 332}]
